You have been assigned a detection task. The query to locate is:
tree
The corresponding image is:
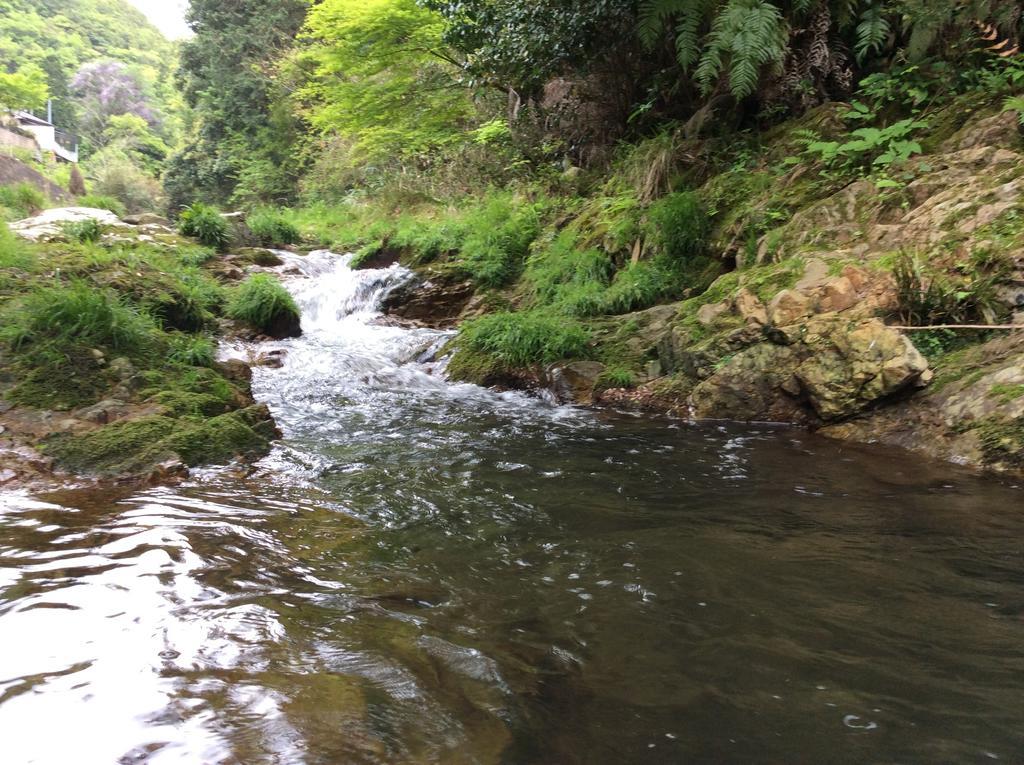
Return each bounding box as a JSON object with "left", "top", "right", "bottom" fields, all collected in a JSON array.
[
  {"left": 423, "top": 0, "right": 638, "bottom": 99},
  {"left": 299, "top": 0, "right": 473, "bottom": 159},
  {"left": 71, "top": 60, "right": 157, "bottom": 148},
  {"left": 165, "top": 0, "right": 308, "bottom": 207},
  {"left": 0, "top": 63, "right": 48, "bottom": 111}
]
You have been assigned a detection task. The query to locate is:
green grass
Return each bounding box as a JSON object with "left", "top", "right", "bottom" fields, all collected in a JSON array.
[
  {"left": 457, "top": 310, "right": 590, "bottom": 367},
  {"left": 248, "top": 207, "right": 302, "bottom": 247},
  {"left": 226, "top": 274, "right": 300, "bottom": 332},
  {"left": 1, "top": 280, "right": 158, "bottom": 355},
  {"left": 62, "top": 218, "right": 104, "bottom": 244},
  {"left": 179, "top": 203, "right": 232, "bottom": 251},
  {"left": 0, "top": 183, "right": 45, "bottom": 220},
  {"left": 77, "top": 194, "right": 126, "bottom": 217}
]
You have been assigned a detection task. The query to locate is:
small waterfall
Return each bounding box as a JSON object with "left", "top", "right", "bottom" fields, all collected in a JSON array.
[{"left": 230, "top": 251, "right": 584, "bottom": 479}]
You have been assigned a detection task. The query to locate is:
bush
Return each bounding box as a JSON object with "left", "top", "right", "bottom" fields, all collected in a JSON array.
[
  {"left": 893, "top": 251, "right": 1008, "bottom": 326},
  {"left": 179, "top": 203, "right": 232, "bottom": 250},
  {"left": 247, "top": 208, "right": 301, "bottom": 247},
  {"left": 63, "top": 218, "right": 104, "bottom": 244},
  {"left": 77, "top": 194, "right": 126, "bottom": 217},
  {"left": 0, "top": 183, "right": 45, "bottom": 219},
  {"left": 89, "top": 157, "right": 165, "bottom": 214},
  {"left": 458, "top": 310, "right": 590, "bottom": 366},
  {"left": 646, "top": 191, "right": 709, "bottom": 262},
  {"left": 226, "top": 274, "right": 300, "bottom": 332}
]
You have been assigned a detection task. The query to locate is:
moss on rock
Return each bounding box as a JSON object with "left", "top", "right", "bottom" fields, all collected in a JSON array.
[{"left": 43, "top": 406, "right": 276, "bottom": 477}]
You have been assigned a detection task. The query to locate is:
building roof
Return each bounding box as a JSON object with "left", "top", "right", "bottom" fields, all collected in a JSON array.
[{"left": 13, "top": 111, "right": 52, "bottom": 127}]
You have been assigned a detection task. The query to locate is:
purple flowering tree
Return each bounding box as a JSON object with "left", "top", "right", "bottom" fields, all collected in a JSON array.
[{"left": 71, "top": 60, "right": 158, "bottom": 147}]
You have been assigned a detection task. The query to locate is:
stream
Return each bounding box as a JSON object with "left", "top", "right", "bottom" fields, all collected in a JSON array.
[{"left": 1, "top": 252, "right": 1023, "bottom": 764}]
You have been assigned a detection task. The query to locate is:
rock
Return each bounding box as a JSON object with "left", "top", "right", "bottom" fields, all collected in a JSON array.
[
  {"left": 217, "top": 359, "right": 253, "bottom": 384},
  {"left": 381, "top": 277, "right": 476, "bottom": 329},
  {"left": 266, "top": 311, "right": 302, "bottom": 339},
  {"left": 733, "top": 288, "right": 768, "bottom": 326},
  {"left": 818, "top": 276, "right": 858, "bottom": 313},
  {"left": 768, "top": 289, "right": 813, "bottom": 326},
  {"left": 254, "top": 350, "right": 287, "bottom": 368},
  {"left": 9, "top": 207, "right": 122, "bottom": 241},
  {"left": 122, "top": 213, "right": 171, "bottom": 226},
  {"left": 72, "top": 399, "right": 131, "bottom": 425},
  {"left": 795, "top": 258, "right": 830, "bottom": 292},
  {"left": 108, "top": 357, "right": 135, "bottom": 381},
  {"left": 547, "top": 361, "right": 606, "bottom": 404},
  {"left": 941, "top": 111, "right": 1022, "bottom": 153},
  {"left": 0, "top": 469, "right": 16, "bottom": 484},
  {"left": 795, "top": 320, "right": 929, "bottom": 420},
  {"left": 689, "top": 344, "right": 809, "bottom": 423},
  {"left": 696, "top": 301, "right": 729, "bottom": 326}
]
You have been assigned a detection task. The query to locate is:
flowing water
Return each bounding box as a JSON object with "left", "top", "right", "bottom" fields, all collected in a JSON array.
[{"left": 2, "top": 252, "right": 1024, "bottom": 764}]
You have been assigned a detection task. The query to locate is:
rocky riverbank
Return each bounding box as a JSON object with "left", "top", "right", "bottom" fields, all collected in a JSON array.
[
  {"left": 375, "top": 108, "right": 1024, "bottom": 477},
  {"left": 0, "top": 208, "right": 295, "bottom": 491}
]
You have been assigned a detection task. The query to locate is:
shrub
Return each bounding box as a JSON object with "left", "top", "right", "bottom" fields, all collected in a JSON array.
[
  {"left": 90, "top": 158, "right": 165, "bottom": 214},
  {"left": 226, "top": 274, "right": 299, "bottom": 332},
  {"left": 646, "top": 191, "right": 709, "bottom": 262},
  {"left": 458, "top": 310, "right": 590, "bottom": 366},
  {"left": 0, "top": 183, "right": 45, "bottom": 219},
  {"left": 179, "top": 203, "right": 232, "bottom": 250},
  {"left": 77, "top": 194, "right": 126, "bottom": 217},
  {"left": 62, "top": 218, "right": 104, "bottom": 244},
  {"left": 248, "top": 208, "right": 301, "bottom": 247},
  {"left": 893, "top": 251, "right": 1007, "bottom": 326}
]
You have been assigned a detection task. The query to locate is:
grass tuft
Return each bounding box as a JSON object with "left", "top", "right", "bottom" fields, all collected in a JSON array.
[{"left": 226, "top": 274, "right": 300, "bottom": 332}]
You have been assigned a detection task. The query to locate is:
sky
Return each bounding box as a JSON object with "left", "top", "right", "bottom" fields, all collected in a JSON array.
[{"left": 124, "top": 0, "right": 192, "bottom": 40}]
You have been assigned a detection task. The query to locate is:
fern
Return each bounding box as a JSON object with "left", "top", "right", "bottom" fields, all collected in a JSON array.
[
  {"left": 696, "top": 0, "right": 787, "bottom": 98},
  {"left": 855, "top": 4, "right": 890, "bottom": 62}
]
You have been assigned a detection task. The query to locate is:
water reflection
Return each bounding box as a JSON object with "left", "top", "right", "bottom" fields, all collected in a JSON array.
[{"left": 1, "top": 253, "right": 1023, "bottom": 763}]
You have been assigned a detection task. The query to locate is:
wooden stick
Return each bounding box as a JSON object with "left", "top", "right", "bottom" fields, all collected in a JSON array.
[{"left": 890, "top": 324, "right": 1023, "bottom": 331}]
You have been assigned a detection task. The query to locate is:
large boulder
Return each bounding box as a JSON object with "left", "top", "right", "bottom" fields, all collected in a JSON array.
[
  {"left": 9, "top": 207, "right": 122, "bottom": 240},
  {"left": 794, "top": 319, "right": 930, "bottom": 420}
]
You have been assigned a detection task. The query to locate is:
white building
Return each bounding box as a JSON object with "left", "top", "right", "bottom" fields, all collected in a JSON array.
[{"left": 12, "top": 111, "right": 79, "bottom": 164}]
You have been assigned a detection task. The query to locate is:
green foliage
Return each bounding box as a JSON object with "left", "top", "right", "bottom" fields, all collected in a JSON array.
[
  {"left": 166, "top": 0, "right": 307, "bottom": 206},
  {"left": 805, "top": 118, "right": 927, "bottom": 172},
  {"left": 595, "top": 367, "right": 637, "bottom": 391},
  {"left": 1002, "top": 96, "right": 1024, "bottom": 127},
  {"left": 77, "top": 194, "right": 126, "bottom": 217},
  {"left": 0, "top": 63, "right": 48, "bottom": 110},
  {"left": 893, "top": 251, "right": 1009, "bottom": 326},
  {"left": 227, "top": 274, "right": 300, "bottom": 332},
  {"left": 646, "top": 191, "right": 709, "bottom": 261},
  {"left": 248, "top": 208, "right": 302, "bottom": 247},
  {"left": 62, "top": 218, "right": 103, "bottom": 244},
  {"left": 179, "top": 203, "right": 232, "bottom": 250},
  {"left": 168, "top": 334, "right": 216, "bottom": 368},
  {"left": 1, "top": 280, "right": 156, "bottom": 355},
  {"left": 458, "top": 194, "right": 543, "bottom": 288},
  {"left": 458, "top": 310, "right": 590, "bottom": 366},
  {"left": 300, "top": 0, "right": 473, "bottom": 161},
  {"left": 0, "top": 183, "right": 45, "bottom": 219},
  {"left": 0, "top": 221, "right": 33, "bottom": 274}
]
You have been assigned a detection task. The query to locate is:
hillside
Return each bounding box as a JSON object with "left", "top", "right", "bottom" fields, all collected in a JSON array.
[{"left": 0, "top": 0, "right": 178, "bottom": 134}]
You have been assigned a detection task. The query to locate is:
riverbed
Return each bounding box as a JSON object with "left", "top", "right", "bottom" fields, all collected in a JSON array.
[{"left": 1, "top": 253, "right": 1022, "bottom": 764}]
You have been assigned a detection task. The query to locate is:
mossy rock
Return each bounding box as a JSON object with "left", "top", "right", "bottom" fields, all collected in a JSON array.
[{"left": 43, "top": 405, "right": 277, "bottom": 477}]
